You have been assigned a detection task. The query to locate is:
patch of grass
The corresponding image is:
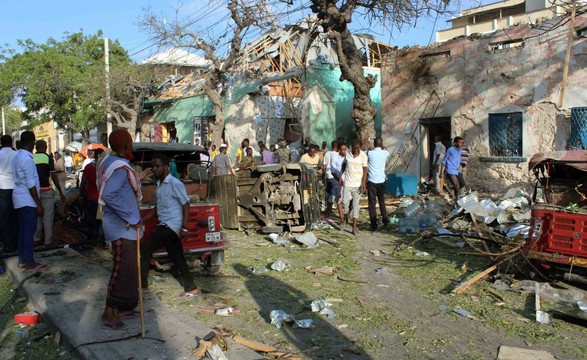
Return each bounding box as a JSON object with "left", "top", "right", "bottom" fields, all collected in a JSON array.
[{"left": 0, "top": 272, "right": 74, "bottom": 360}]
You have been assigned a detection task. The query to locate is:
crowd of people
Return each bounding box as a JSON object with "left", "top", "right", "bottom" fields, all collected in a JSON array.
[{"left": 0, "top": 129, "right": 470, "bottom": 330}]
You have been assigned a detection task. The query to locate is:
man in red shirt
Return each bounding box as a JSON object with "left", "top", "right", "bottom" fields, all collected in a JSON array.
[{"left": 80, "top": 149, "right": 104, "bottom": 239}]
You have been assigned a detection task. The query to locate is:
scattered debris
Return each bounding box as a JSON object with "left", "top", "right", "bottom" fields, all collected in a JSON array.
[
  {"left": 452, "top": 265, "right": 498, "bottom": 294},
  {"left": 268, "top": 233, "right": 291, "bottom": 246},
  {"left": 294, "top": 232, "right": 318, "bottom": 248},
  {"left": 193, "top": 331, "right": 230, "bottom": 359},
  {"left": 305, "top": 265, "right": 338, "bottom": 276},
  {"left": 293, "top": 319, "right": 313, "bottom": 328},
  {"left": 250, "top": 267, "right": 268, "bottom": 274},
  {"left": 270, "top": 310, "right": 294, "bottom": 329},
  {"left": 14, "top": 312, "right": 41, "bottom": 325},
  {"left": 215, "top": 307, "right": 239, "bottom": 316},
  {"left": 438, "top": 305, "right": 476, "bottom": 320},
  {"left": 414, "top": 251, "right": 429, "bottom": 257},
  {"left": 497, "top": 345, "right": 555, "bottom": 360},
  {"left": 270, "top": 260, "right": 289, "bottom": 272},
  {"left": 375, "top": 267, "right": 388, "bottom": 275},
  {"left": 310, "top": 300, "right": 332, "bottom": 312}
]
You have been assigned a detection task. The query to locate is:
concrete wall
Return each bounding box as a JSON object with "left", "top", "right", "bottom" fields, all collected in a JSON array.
[
  {"left": 301, "top": 66, "right": 382, "bottom": 145},
  {"left": 381, "top": 14, "right": 587, "bottom": 192}
]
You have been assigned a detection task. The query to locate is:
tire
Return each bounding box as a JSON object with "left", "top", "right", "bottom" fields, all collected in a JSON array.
[
  {"left": 204, "top": 250, "right": 224, "bottom": 274},
  {"left": 260, "top": 225, "right": 284, "bottom": 234}
]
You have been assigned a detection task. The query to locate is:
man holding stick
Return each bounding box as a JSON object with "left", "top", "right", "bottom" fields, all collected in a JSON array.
[{"left": 98, "top": 129, "right": 143, "bottom": 330}]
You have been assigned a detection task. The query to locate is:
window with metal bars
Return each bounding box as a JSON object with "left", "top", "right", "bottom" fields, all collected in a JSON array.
[{"left": 488, "top": 112, "right": 523, "bottom": 157}]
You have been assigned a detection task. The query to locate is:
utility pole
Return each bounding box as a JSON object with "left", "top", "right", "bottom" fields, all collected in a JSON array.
[
  {"left": 1, "top": 107, "right": 5, "bottom": 135},
  {"left": 559, "top": 0, "right": 577, "bottom": 108},
  {"left": 104, "top": 37, "right": 113, "bottom": 136}
]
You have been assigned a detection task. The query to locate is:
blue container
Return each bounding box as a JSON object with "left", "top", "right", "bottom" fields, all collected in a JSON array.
[{"left": 385, "top": 174, "right": 418, "bottom": 196}]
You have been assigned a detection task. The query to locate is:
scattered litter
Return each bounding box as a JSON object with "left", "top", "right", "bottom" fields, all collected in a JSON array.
[
  {"left": 153, "top": 275, "right": 166, "bottom": 283},
  {"left": 513, "top": 280, "right": 584, "bottom": 305},
  {"left": 270, "top": 310, "right": 293, "bottom": 329},
  {"left": 336, "top": 324, "right": 348, "bottom": 329},
  {"left": 295, "top": 232, "right": 318, "bottom": 248},
  {"left": 414, "top": 251, "right": 429, "bottom": 257},
  {"left": 319, "top": 308, "right": 336, "bottom": 319},
  {"left": 250, "top": 267, "right": 268, "bottom": 274},
  {"left": 505, "top": 224, "right": 530, "bottom": 239},
  {"left": 492, "top": 279, "right": 511, "bottom": 291},
  {"left": 389, "top": 216, "right": 399, "bottom": 225},
  {"left": 310, "top": 300, "right": 333, "bottom": 312},
  {"left": 311, "top": 221, "right": 333, "bottom": 230},
  {"left": 14, "top": 312, "right": 40, "bottom": 325},
  {"left": 375, "top": 267, "right": 388, "bottom": 275},
  {"left": 497, "top": 345, "right": 555, "bottom": 360},
  {"left": 377, "top": 284, "right": 390, "bottom": 288},
  {"left": 403, "top": 201, "right": 421, "bottom": 217},
  {"left": 268, "top": 233, "right": 290, "bottom": 246},
  {"left": 578, "top": 300, "right": 587, "bottom": 312},
  {"left": 306, "top": 265, "right": 338, "bottom": 276},
  {"left": 502, "top": 187, "right": 528, "bottom": 200},
  {"left": 370, "top": 250, "right": 382, "bottom": 256},
  {"left": 398, "top": 218, "right": 419, "bottom": 233},
  {"left": 293, "top": 319, "right": 313, "bottom": 328},
  {"left": 207, "top": 343, "right": 229, "bottom": 360},
  {"left": 438, "top": 305, "right": 451, "bottom": 311},
  {"left": 270, "top": 260, "right": 289, "bottom": 272},
  {"left": 215, "top": 307, "right": 238, "bottom": 316},
  {"left": 452, "top": 308, "right": 472, "bottom": 317}
]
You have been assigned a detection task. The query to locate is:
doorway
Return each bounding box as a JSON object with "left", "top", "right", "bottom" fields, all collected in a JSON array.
[{"left": 419, "top": 117, "right": 451, "bottom": 182}]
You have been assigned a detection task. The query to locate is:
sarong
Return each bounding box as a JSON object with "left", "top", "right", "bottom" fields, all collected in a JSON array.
[{"left": 106, "top": 239, "right": 138, "bottom": 311}]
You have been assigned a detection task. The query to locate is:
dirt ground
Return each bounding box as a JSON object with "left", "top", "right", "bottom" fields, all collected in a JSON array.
[{"left": 83, "top": 208, "right": 587, "bottom": 360}]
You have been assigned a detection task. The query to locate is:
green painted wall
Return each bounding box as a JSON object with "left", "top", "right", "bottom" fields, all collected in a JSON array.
[
  {"left": 302, "top": 67, "right": 382, "bottom": 145},
  {"left": 154, "top": 95, "right": 215, "bottom": 143}
]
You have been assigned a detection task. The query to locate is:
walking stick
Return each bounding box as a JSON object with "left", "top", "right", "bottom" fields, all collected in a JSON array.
[{"left": 136, "top": 226, "right": 145, "bottom": 338}]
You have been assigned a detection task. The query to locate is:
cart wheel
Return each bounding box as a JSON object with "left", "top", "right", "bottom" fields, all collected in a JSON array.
[
  {"left": 204, "top": 264, "right": 221, "bottom": 274},
  {"left": 260, "top": 225, "right": 284, "bottom": 234},
  {"left": 204, "top": 250, "right": 224, "bottom": 274}
]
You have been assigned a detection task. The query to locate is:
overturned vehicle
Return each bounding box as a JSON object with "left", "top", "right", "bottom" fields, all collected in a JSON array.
[
  {"left": 527, "top": 150, "right": 587, "bottom": 283},
  {"left": 210, "top": 163, "right": 320, "bottom": 234}
]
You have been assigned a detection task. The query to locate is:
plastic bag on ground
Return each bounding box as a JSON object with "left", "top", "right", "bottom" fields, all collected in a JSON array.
[
  {"left": 270, "top": 310, "right": 293, "bottom": 329},
  {"left": 310, "top": 300, "right": 333, "bottom": 312},
  {"left": 270, "top": 260, "right": 289, "bottom": 271},
  {"left": 295, "top": 232, "right": 318, "bottom": 248},
  {"left": 268, "top": 233, "right": 291, "bottom": 246},
  {"left": 503, "top": 187, "right": 528, "bottom": 200}
]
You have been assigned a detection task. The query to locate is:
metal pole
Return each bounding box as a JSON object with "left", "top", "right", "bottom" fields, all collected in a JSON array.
[
  {"left": 104, "top": 38, "right": 113, "bottom": 136},
  {"left": 1, "top": 107, "right": 5, "bottom": 135}
]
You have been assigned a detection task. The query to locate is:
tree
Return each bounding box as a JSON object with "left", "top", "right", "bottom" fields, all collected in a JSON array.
[
  {"left": 307, "top": 0, "right": 452, "bottom": 145},
  {"left": 0, "top": 31, "right": 165, "bottom": 141},
  {"left": 1, "top": 107, "right": 24, "bottom": 134},
  {"left": 140, "top": 0, "right": 269, "bottom": 145}
]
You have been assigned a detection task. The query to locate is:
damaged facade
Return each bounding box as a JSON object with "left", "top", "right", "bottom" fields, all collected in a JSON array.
[
  {"left": 381, "top": 12, "right": 587, "bottom": 192},
  {"left": 143, "top": 22, "right": 392, "bottom": 157}
]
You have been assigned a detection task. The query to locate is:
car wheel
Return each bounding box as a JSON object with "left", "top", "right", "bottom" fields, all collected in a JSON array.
[{"left": 260, "top": 225, "right": 284, "bottom": 234}]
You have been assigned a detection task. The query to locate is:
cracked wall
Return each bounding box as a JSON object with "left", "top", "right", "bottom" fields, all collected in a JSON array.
[{"left": 381, "top": 15, "right": 587, "bottom": 192}]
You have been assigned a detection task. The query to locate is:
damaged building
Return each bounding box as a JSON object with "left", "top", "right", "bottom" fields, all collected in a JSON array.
[
  {"left": 381, "top": 7, "right": 587, "bottom": 192},
  {"left": 143, "top": 21, "right": 393, "bottom": 157}
]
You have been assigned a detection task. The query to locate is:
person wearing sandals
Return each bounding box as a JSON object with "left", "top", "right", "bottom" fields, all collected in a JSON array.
[
  {"left": 98, "top": 129, "right": 143, "bottom": 330},
  {"left": 12, "top": 131, "right": 48, "bottom": 271},
  {"left": 140, "top": 153, "right": 202, "bottom": 301}
]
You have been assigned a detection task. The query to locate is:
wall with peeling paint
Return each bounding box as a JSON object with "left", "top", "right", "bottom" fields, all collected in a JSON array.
[{"left": 381, "top": 15, "right": 587, "bottom": 192}]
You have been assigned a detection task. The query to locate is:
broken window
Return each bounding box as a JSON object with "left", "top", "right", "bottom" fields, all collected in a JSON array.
[
  {"left": 418, "top": 51, "right": 451, "bottom": 61},
  {"left": 488, "top": 112, "right": 523, "bottom": 157},
  {"left": 488, "top": 39, "right": 524, "bottom": 52}
]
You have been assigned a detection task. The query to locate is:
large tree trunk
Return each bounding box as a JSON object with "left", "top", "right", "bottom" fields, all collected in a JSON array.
[
  {"left": 331, "top": 29, "right": 377, "bottom": 147},
  {"left": 203, "top": 86, "right": 224, "bottom": 147}
]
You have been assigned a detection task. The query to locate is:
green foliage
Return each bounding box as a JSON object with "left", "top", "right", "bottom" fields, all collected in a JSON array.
[{"left": 0, "top": 31, "right": 161, "bottom": 136}]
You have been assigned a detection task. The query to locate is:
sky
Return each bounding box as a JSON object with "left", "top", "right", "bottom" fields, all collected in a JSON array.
[{"left": 0, "top": 0, "right": 491, "bottom": 62}]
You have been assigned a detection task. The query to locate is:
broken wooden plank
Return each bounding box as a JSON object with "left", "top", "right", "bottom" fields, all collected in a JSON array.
[
  {"left": 451, "top": 265, "right": 497, "bottom": 294},
  {"left": 497, "top": 345, "right": 555, "bottom": 360}
]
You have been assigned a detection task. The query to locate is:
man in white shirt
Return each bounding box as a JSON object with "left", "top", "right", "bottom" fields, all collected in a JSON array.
[
  {"left": 340, "top": 139, "right": 368, "bottom": 235},
  {"left": 366, "top": 137, "right": 390, "bottom": 231},
  {"left": 323, "top": 140, "right": 338, "bottom": 217},
  {"left": 0, "top": 135, "right": 17, "bottom": 253},
  {"left": 432, "top": 136, "right": 446, "bottom": 194},
  {"left": 64, "top": 151, "right": 74, "bottom": 174}
]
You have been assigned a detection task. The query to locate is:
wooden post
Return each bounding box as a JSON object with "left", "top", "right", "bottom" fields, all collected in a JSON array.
[{"left": 558, "top": 0, "right": 577, "bottom": 107}]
